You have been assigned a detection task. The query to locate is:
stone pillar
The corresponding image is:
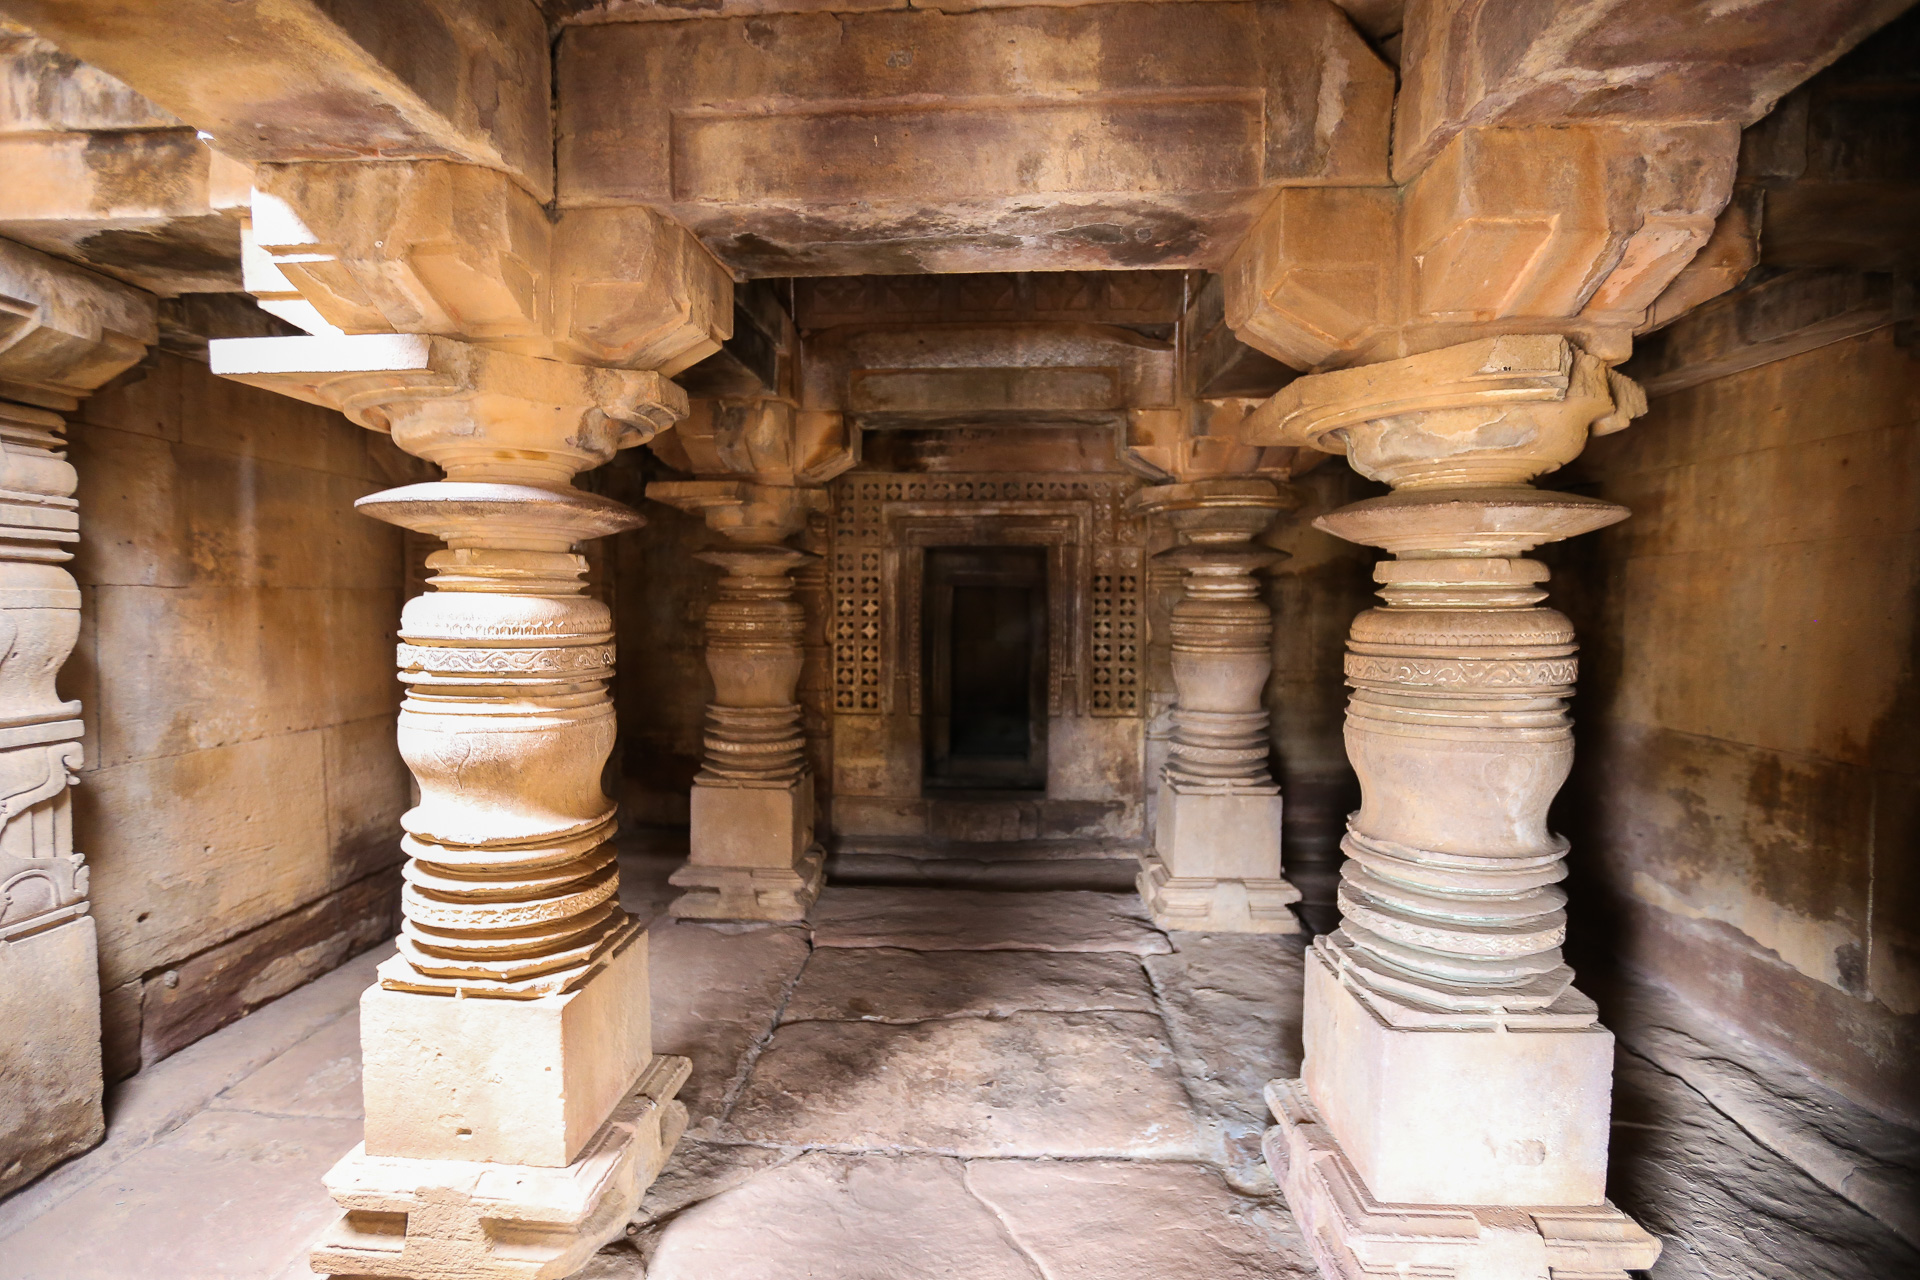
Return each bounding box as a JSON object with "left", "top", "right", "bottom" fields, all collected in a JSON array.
[
  {"left": 648, "top": 480, "right": 827, "bottom": 921},
  {"left": 0, "top": 241, "right": 154, "bottom": 1196},
  {"left": 1252, "top": 336, "right": 1661, "bottom": 1279},
  {"left": 1129, "top": 479, "right": 1301, "bottom": 933},
  {"left": 212, "top": 335, "right": 692, "bottom": 1279}
]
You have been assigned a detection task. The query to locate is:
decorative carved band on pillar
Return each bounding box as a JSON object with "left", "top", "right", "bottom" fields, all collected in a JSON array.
[
  {"left": 1240, "top": 335, "right": 1662, "bottom": 1280},
  {"left": 647, "top": 481, "right": 828, "bottom": 921},
  {"left": 1128, "top": 478, "right": 1301, "bottom": 934},
  {"left": 0, "top": 240, "right": 155, "bottom": 1197}
]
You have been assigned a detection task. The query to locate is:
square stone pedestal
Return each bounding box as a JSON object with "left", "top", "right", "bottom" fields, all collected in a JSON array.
[
  {"left": 0, "top": 913, "right": 104, "bottom": 1196},
  {"left": 672, "top": 775, "right": 824, "bottom": 921},
  {"left": 1138, "top": 787, "right": 1298, "bottom": 932},
  {"left": 1265, "top": 1079, "right": 1659, "bottom": 1280},
  {"left": 1301, "top": 946, "right": 1613, "bottom": 1206},
  {"left": 360, "top": 926, "right": 653, "bottom": 1168},
  {"left": 313, "top": 1054, "right": 691, "bottom": 1280}
]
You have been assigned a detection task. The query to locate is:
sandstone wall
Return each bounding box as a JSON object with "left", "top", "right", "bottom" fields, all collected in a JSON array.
[
  {"left": 62, "top": 351, "right": 419, "bottom": 1079},
  {"left": 1554, "top": 327, "right": 1920, "bottom": 1121}
]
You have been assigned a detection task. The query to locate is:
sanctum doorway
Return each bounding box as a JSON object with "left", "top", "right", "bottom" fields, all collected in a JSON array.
[{"left": 922, "top": 546, "right": 1050, "bottom": 791}]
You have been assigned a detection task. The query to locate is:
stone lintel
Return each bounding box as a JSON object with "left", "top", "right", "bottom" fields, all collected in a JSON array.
[
  {"left": 1625, "top": 268, "right": 1916, "bottom": 398},
  {"left": 557, "top": 3, "right": 1393, "bottom": 276},
  {"left": 1, "top": 0, "right": 556, "bottom": 200}
]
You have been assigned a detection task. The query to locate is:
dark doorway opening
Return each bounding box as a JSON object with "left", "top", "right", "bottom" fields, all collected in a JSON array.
[{"left": 923, "top": 546, "right": 1048, "bottom": 791}]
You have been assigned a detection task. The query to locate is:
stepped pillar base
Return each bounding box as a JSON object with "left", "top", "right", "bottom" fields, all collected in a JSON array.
[
  {"left": 314, "top": 1055, "right": 691, "bottom": 1280},
  {"left": 1264, "top": 1078, "right": 1658, "bottom": 1280},
  {"left": 1139, "top": 787, "right": 1299, "bottom": 933},
  {"left": 672, "top": 775, "right": 822, "bottom": 921}
]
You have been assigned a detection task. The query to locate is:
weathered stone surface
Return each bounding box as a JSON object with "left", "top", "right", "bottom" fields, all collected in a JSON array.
[
  {"left": 80, "top": 727, "right": 334, "bottom": 990},
  {"left": 1146, "top": 931, "right": 1307, "bottom": 1182},
  {"left": 782, "top": 945, "right": 1155, "bottom": 1024},
  {"left": 634, "top": 1137, "right": 793, "bottom": 1226},
  {"left": 1, "top": 0, "right": 556, "bottom": 199},
  {"left": 137, "top": 866, "right": 398, "bottom": 1067},
  {"left": 1608, "top": 1048, "right": 1920, "bottom": 1278},
  {"left": 722, "top": 1011, "right": 1202, "bottom": 1158},
  {"left": 644, "top": 1153, "right": 1039, "bottom": 1280},
  {"left": 0, "top": 1108, "right": 363, "bottom": 1278},
  {"left": 0, "top": 915, "right": 105, "bottom": 1197},
  {"left": 1391, "top": 0, "right": 1911, "bottom": 183},
  {"left": 964, "top": 1158, "right": 1317, "bottom": 1279},
  {"left": 647, "top": 917, "right": 812, "bottom": 1128},
  {"left": 1559, "top": 322, "right": 1920, "bottom": 1123},
  {"left": 810, "top": 886, "right": 1172, "bottom": 955},
  {"left": 212, "top": 1006, "right": 365, "bottom": 1121},
  {"left": 557, "top": 2, "right": 1392, "bottom": 276}
]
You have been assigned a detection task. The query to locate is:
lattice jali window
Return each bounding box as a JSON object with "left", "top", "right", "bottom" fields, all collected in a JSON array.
[
  {"left": 831, "top": 480, "right": 885, "bottom": 712},
  {"left": 1090, "top": 549, "right": 1143, "bottom": 715}
]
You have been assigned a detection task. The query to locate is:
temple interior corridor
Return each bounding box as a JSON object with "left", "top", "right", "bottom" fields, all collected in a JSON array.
[{"left": 1, "top": 1, "right": 1918, "bottom": 1276}]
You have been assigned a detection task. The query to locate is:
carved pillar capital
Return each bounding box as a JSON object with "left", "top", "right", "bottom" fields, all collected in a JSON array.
[{"left": 647, "top": 479, "right": 828, "bottom": 546}]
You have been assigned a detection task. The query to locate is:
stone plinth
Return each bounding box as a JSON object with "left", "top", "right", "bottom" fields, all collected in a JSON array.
[
  {"left": 360, "top": 929, "right": 653, "bottom": 1168},
  {"left": 1265, "top": 1080, "right": 1660, "bottom": 1280},
  {"left": 1300, "top": 945, "right": 1614, "bottom": 1208},
  {"left": 1128, "top": 479, "right": 1300, "bottom": 934},
  {"left": 314, "top": 1055, "right": 691, "bottom": 1280}
]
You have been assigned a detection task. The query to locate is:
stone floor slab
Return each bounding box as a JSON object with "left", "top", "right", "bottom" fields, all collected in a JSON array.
[
  {"left": 637, "top": 1136, "right": 795, "bottom": 1226},
  {"left": 965, "top": 1159, "right": 1317, "bottom": 1280},
  {"left": 644, "top": 1152, "right": 1043, "bottom": 1280},
  {"left": 1145, "top": 932, "right": 1306, "bottom": 1185},
  {"left": 210, "top": 1008, "right": 363, "bottom": 1120},
  {"left": 647, "top": 917, "right": 812, "bottom": 1131},
  {"left": 783, "top": 946, "right": 1156, "bottom": 1024},
  {"left": 723, "top": 1010, "right": 1201, "bottom": 1159},
  {"left": 0, "top": 1109, "right": 359, "bottom": 1280},
  {"left": 810, "top": 887, "right": 1171, "bottom": 955}
]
